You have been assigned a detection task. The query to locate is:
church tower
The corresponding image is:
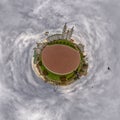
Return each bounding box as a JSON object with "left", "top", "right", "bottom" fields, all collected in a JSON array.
[
  {"left": 62, "top": 23, "right": 67, "bottom": 39},
  {"left": 67, "top": 26, "right": 74, "bottom": 40}
]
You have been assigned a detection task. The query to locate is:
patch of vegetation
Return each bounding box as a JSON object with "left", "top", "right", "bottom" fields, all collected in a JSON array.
[{"left": 47, "top": 39, "right": 78, "bottom": 50}]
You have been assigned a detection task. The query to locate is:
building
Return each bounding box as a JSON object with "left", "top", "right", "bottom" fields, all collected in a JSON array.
[
  {"left": 46, "top": 23, "right": 74, "bottom": 41},
  {"left": 62, "top": 23, "right": 67, "bottom": 39}
]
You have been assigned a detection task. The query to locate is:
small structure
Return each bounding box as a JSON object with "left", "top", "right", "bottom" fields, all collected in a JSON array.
[{"left": 44, "top": 31, "right": 49, "bottom": 36}]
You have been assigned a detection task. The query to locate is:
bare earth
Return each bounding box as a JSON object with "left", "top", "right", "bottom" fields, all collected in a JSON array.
[{"left": 41, "top": 45, "right": 80, "bottom": 75}]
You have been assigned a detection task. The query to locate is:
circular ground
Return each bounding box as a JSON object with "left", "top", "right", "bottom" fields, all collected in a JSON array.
[{"left": 41, "top": 44, "right": 80, "bottom": 75}]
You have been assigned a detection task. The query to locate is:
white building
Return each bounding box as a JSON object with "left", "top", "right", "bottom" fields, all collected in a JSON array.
[
  {"left": 62, "top": 23, "right": 67, "bottom": 39},
  {"left": 46, "top": 23, "right": 74, "bottom": 41},
  {"left": 47, "top": 34, "right": 62, "bottom": 41}
]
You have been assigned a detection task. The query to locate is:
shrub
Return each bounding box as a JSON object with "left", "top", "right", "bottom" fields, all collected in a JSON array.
[
  {"left": 43, "top": 69, "right": 48, "bottom": 75},
  {"left": 60, "top": 76, "right": 66, "bottom": 81},
  {"left": 39, "top": 61, "right": 42, "bottom": 66}
]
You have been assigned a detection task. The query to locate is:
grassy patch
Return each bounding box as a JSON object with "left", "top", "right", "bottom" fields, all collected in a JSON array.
[{"left": 47, "top": 39, "right": 78, "bottom": 50}]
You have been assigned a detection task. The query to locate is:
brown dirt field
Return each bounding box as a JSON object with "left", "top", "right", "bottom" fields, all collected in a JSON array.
[{"left": 41, "top": 45, "right": 80, "bottom": 75}]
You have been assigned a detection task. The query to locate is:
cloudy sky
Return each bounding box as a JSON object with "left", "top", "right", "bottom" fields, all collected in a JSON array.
[{"left": 0, "top": 0, "right": 120, "bottom": 120}]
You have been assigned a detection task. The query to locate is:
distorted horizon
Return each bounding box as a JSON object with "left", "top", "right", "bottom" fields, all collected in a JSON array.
[{"left": 0, "top": 0, "right": 120, "bottom": 120}]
